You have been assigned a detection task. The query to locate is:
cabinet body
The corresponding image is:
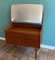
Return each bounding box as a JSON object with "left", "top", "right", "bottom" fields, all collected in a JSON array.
[{"left": 5, "top": 23, "right": 42, "bottom": 49}]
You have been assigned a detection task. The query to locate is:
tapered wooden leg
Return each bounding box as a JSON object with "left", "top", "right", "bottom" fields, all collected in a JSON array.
[
  {"left": 37, "top": 49, "right": 40, "bottom": 56},
  {"left": 35, "top": 48, "right": 37, "bottom": 59},
  {"left": 35, "top": 48, "right": 40, "bottom": 60}
]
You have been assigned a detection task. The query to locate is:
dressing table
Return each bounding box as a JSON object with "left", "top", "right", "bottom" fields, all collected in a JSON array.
[{"left": 5, "top": 4, "right": 43, "bottom": 59}]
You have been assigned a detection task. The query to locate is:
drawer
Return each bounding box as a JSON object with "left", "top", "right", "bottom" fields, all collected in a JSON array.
[
  {"left": 5, "top": 31, "right": 40, "bottom": 48},
  {"left": 6, "top": 31, "right": 40, "bottom": 42}
]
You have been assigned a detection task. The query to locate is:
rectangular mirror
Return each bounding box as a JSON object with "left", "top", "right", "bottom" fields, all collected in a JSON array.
[{"left": 11, "top": 4, "right": 43, "bottom": 25}]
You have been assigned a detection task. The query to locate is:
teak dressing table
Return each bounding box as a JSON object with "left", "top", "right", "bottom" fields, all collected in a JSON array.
[{"left": 5, "top": 4, "right": 43, "bottom": 59}]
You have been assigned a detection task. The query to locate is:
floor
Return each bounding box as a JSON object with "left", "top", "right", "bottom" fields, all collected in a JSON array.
[{"left": 0, "top": 40, "right": 55, "bottom": 60}]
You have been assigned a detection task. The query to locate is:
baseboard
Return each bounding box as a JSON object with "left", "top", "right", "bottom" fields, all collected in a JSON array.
[
  {"left": 0, "top": 37, "right": 55, "bottom": 50},
  {"left": 41, "top": 44, "right": 55, "bottom": 50},
  {"left": 0, "top": 37, "right": 5, "bottom": 40}
]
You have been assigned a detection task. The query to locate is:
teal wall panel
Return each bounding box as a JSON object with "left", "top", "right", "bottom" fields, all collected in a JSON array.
[{"left": 0, "top": 0, "right": 55, "bottom": 46}]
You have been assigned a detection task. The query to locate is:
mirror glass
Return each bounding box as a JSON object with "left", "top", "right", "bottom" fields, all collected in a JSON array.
[{"left": 11, "top": 4, "right": 43, "bottom": 25}]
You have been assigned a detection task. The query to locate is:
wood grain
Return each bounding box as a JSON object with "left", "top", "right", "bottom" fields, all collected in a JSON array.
[{"left": 5, "top": 23, "right": 41, "bottom": 48}]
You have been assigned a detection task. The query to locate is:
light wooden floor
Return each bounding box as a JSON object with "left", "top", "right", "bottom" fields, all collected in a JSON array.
[{"left": 0, "top": 40, "right": 55, "bottom": 60}]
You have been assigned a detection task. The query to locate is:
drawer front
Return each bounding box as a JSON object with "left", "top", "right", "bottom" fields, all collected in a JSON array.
[
  {"left": 5, "top": 31, "right": 40, "bottom": 48},
  {"left": 20, "top": 33, "right": 40, "bottom": 48}
]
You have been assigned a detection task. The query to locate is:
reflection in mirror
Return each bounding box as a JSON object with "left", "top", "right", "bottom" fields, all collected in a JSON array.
[{"left": 11, "top": 4, "right": 43, "bottom": 25}]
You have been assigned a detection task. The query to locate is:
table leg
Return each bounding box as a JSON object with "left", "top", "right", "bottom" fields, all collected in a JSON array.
[{"left": 35, "top": 48, "right": 37, "bottom": 59}]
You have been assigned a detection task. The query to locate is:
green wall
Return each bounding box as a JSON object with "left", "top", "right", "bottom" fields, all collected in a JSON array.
[{"left": 0, "top": 0, "right": 55, "bottom": 46}]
